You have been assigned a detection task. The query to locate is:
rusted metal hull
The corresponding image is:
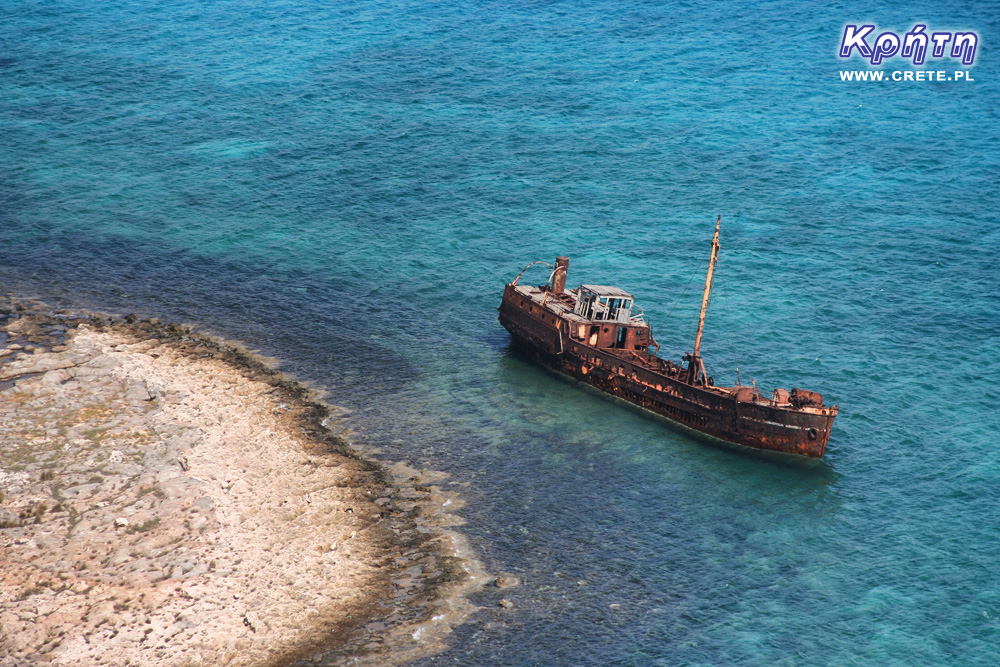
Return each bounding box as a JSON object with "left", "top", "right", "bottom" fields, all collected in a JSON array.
[{"left": 498, "top": 286, "right": 835, "bottom": 458}]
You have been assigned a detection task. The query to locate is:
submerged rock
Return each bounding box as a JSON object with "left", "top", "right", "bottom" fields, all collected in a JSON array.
[{"left": 494, "top": 574, "right": 521, "bottom": 589}]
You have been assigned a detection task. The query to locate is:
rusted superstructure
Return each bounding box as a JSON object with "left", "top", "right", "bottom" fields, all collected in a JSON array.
[{"left": 497, "top": 217, "right": 838, "bottom": 458}]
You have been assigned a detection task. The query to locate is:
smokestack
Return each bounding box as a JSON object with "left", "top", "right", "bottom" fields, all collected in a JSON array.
[{"left": 552, "top": 257, "right": 569, "bottom": 293}]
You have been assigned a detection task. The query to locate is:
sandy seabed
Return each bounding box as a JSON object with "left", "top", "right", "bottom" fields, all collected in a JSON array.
[{"left": 0, "top": 304, "right": 487, "bottom": 667}]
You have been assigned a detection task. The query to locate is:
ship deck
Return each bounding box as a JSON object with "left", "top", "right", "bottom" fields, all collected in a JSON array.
[{"left": 506, "top": 283, "right": 832, "bottom": 417}]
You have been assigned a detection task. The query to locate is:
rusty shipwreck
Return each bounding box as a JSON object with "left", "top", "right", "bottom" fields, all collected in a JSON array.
[{"left": 497, "top": 216, "right": 838, "bottom": 458}]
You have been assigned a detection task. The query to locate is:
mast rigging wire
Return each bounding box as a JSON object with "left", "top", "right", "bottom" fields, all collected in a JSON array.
[{"left": 717, "top": 261, "right": 742, "bottom": 386}]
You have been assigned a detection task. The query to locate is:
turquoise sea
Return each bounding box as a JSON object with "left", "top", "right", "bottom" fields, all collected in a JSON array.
[{"left": 3, "top": 0, "right": 999, "bottom": 664}]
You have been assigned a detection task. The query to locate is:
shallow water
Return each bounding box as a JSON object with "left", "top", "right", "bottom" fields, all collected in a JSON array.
[{"left": 3, "top": 0, "right": 1000, "bottom": 664}]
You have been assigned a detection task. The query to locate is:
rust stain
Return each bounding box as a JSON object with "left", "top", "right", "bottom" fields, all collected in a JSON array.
[{"left": 498, "top": 251, "right": 839, "bottom": 458}]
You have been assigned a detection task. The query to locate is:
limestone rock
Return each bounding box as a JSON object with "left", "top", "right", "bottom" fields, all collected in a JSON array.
[
  {"left": 494, "top": 574, "right": 520, "bottom": 589},
  {"left": 0, "top": 312, "right": 484, "bottom": 667}
]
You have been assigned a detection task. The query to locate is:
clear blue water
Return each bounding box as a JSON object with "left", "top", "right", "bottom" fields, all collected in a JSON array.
[{"left": 3, "top": 0, "right": 999, "bottom": 664}]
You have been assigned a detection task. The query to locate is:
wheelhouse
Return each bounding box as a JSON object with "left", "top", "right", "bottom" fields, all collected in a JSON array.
[
  {"left": 569, "top": 284, "right": 649, "bottom": 351},
  {"left": 573, "top": 285, "right": 634, "bottom": 323}
]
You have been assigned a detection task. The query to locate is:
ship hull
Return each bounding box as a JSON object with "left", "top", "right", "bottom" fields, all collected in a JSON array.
[{"left": 498, "top": 289, "right": 835, "bottom": 458}]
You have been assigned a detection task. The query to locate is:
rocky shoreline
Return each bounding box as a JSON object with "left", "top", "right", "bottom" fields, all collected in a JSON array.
[{"left": 0, "top": 300, "right": 487, "bottom": 666}]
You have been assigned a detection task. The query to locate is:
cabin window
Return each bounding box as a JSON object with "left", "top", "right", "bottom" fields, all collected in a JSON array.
[
  {"left": 575, "top": 294, "right": 596, "bottom": 320},
  {"left": 588, "top": 325, "right": 599, "bottom": 346},
  {"left": 607, "top": 298, "right": 620, "bottom": 321}
]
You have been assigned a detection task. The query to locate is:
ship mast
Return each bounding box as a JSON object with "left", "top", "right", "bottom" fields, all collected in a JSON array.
[
  {"left": 694, "top": 215, "right": 721, "bottom": 358},
  {"left": 685, "top": 215, "right": 720, "bottom": 386}
]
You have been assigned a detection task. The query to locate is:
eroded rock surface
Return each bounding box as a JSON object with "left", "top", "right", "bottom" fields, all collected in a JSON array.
[{"left": 0, "top": 319, "right": 401, "bottom": 666}]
